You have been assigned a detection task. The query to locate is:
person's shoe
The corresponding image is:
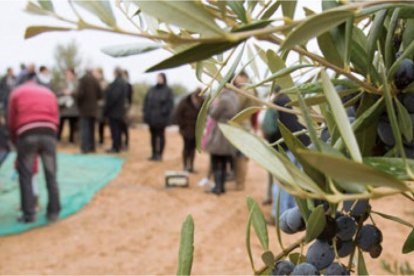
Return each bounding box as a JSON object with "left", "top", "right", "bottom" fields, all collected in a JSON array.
[
  {"left": 46, "top": 213, "right": 59, "bottom": 224},
  {"left": 17, "top": 215, "right": 36, "bottom": 224},
  {"left": 154, "top": 154, "right": 162, "bottom": 161},
  {"left": 198, "top": 178, "right": 210, "bottom": 187},
  {"left": 262, "top": 199, "right": 273, "bottom": 206},
  {"left": 206, "top": 187, "right": 222, "bottom": 195},
  {"left": 106, "top": 148, "right": 119, "bottom": 154}
]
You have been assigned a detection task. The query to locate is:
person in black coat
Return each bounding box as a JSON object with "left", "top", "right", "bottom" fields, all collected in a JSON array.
[
  {"left": 121, "top": 70, "right": 133, "bottom": 150},
  {"left": 267, "top": 87, "right": 311, "bottom": 149},
  {"left": 0, "top": 67, "right": 16, "bottom": 120},
  {"left": 0, "top": 123, "right": 10, "bottom": 166},
  {"left": 174, "top": 88, "right": 203, "bottom": 172},
  {"left": 76, "top": 70, "right": 102, "bottom": 153},
  {"left": 104, "top": 67, "right": 129, "bottom": 153},
  {"left": 143, "top": 73, "right": 174, "bottom": 161}
]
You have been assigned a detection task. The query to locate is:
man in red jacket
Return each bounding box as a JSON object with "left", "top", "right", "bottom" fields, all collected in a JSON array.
[{"left": 8, "top": 72, "right": 60, "bottom": 223}]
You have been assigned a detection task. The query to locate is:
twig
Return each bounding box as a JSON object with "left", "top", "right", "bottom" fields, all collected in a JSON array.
[
  {"left": 225, "top": 83, "right": 325, "bottom": 122},
  {"left": 255, "top": 236, "right": 306, "bottom": 275}
]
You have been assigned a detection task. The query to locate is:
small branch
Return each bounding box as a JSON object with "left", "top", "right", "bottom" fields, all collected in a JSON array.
[
  {"left": 255, "top": 236, "right": 306, "bottom": 275},
  {"left": 225, "top": 83, "right": 325, "bottom": 122}
]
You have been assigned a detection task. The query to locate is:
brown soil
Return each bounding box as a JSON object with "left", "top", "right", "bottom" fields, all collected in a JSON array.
[{"left": 0, "top": 126, "right": 412, "bottom": 275}]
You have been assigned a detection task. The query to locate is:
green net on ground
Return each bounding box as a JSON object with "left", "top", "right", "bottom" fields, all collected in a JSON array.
[{"left": 0, "top": 153, "right": 124, "bottom": 236}]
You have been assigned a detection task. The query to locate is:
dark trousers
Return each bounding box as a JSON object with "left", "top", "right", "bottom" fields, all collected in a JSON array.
[
  {"left": 80, "top": 117, "right": 96, "bottom": 153},
  {"left": 16, "top": 134, "right": 60, "bottom": 218},
  {"left": 182, "top": 137, "right": 196, "bottom": 170},
  {"left": 98, "top": 120, "right": 106, "bottom": 144},
  {"left": 121, "top": 119, "right": 129, "bottom": 148},
  {"left": 109, "top": 118, "right": 122, "bottom": 152},
  {"left": 211, "top": 154, "right": 232, "bottom": 193},
  {"left": 149, "top": 126, "right": 165, "bottom": 157},
  {"left": 58, "top": 116, "right": 78, "bottom": 143}
]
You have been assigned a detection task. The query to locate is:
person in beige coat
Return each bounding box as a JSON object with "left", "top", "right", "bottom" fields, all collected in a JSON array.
[{"left": 205, "top": 88, "right": 240, "bottom": 195}]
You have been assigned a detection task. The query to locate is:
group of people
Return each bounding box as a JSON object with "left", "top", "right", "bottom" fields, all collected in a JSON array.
[
  {"left": 174, "top": 71, "right": 308, "bottom": 225},
  {"left": 0, "top": 64, "right": 134, "bottom": 154},
  {"left": 0, "top": 61, "right": 305, "bottom": 226},
  {"left": 0, "top": 63, "right": 136, "bottom": 223},
  {"left": 58, "top": 66, "right": 134, "bottom": 154}
]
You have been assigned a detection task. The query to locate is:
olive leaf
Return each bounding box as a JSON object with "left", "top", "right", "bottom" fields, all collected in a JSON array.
[
  {"left": 101, "top": 43, "right": 162, "bottom": 58},
  {"left": 228, "top": 1, "right": 248, "bottom": 23},
  {"left": 288, "top": 252, "right": 306, "bottom": 264},
  {"left": 372, "top": 211, "right": 413, "bottom": 228},
  {"left": 261, "top": 250, "right": 275, "bottom": 268},
  {"left": 135, "top": 0, "right": 225, "bottom": 37},
  {"left": 230, "top": 106, "right": 263, "bottom": 126},
  {"left": 37, "top": 0, "right": 54, "bottom": 12},
  {"left": 321, "top": 70, "right": 362, "bottom": 162},
  {"left": 24, "top": 26, "right": 72, "bottom": 39},
  {"left": 385, "top": 8, "right": 400, "bottom": 69},
  {"left": 146, "top": 41, "right": 242, "bottom": 72},
  {"left": 402, "top": 228, "right": 414, "bottom": 254},
  {"left": 260, "top": 1, "right": 280, "bottom": 19},
  {"left": 247, "top": 197, "right": 269, "bottom": 250},
  {"left": 364, "top": 157, "right": 414, "bottom": 180},
  {"left": 357, "top": 249, "right": 369, "bottom": 275},
  {"left": 367, "top": 10, "right": 387, "bottom": 65},
  {"left": 280, "top": 0, "right": 297, "bottom": 20},
  {"left": 246, "top": 208, "right": 257, "bottom": 272},
  {"left": 305, "top": 205, "right": 326, "bottom": 243},
  {"left": 297, "top": 150, "right": 408, "bottom": 191},
  {"left": 395, "top": 98, "right": 413, "bottom": 143},
  {"left": 74, "top": 0, "right": 117, "bottom": 27},
  {"left": 281, "top": 9, "right": 356, "bottom": 50},
  {"left": 25, "top": 1, "right": 50, "bottom": 16},
  {"left": 177, "top": 215, "right": 194, "bottom": 276}
]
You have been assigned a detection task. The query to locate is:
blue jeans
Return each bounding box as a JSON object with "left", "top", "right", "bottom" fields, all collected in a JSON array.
[{"left": 271, "top": 151, "right": 301, "bottom": 217}]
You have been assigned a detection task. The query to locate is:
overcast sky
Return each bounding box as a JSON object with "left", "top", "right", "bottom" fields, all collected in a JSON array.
[
  {"left": 0, "top": 0, "right": 207, "bottom": 90},
  {"left": 0, "top": 1, "right": 321, "bottom": 90}
]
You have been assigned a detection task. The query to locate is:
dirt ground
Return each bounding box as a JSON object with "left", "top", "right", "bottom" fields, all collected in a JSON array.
[{"left": 0, "top": 126, "right": 412, "bottom": 275}]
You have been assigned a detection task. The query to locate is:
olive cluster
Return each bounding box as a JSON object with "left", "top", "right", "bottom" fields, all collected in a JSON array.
[
  {"left": 377, "top": 58, "right": 414, "bottom": 157},
  {"left": 272, "top": 200, "right": 383, "bottom": 275}
]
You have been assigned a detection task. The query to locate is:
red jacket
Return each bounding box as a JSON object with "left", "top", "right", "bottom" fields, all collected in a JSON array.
[{"left": 8, "top": 82, "right": 59, "bottom": 142}]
